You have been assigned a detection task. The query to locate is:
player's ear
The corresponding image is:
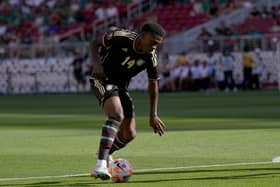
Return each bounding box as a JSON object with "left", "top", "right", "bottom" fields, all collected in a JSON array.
[{"left": 138, "top": 32, "right": 146, "bottom": 39}]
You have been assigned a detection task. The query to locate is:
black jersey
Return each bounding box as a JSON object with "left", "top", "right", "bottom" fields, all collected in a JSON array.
[{"left": 99, "top": 29, "right": 159, "bottom": 88}]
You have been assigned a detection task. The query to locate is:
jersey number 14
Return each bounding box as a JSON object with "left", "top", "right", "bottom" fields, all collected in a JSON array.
[{"left": 121, "top": 57, "right": 135, "bottom": 69}]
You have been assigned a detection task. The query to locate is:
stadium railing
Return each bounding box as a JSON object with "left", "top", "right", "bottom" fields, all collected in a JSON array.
[{"left": 1, "top": 34, "right": 280, "bottom": 95}]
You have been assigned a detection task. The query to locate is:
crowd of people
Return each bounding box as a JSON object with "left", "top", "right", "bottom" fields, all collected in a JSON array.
[
  {"left": 0, "top": 0, "right": 140, "bottom": 46},
  {"left": 0, "top": 0, "right": 263, "bottom": 47},
  {"left": 158, "top": 46, "right": 266, "bottom": 92},
  {"left": 197, "top": 3, "right": 280, "bottom": 52}
]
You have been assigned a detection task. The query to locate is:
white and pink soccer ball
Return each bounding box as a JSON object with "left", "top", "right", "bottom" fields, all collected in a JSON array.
[{"left": 108, "top": 159, "right": 133, "bottom": 182}]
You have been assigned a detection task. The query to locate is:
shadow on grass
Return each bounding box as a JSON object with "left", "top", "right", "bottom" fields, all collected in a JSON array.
[
  {"left": 134, "top": 167, "right": 280, "bottom": 175},
  {"left": 1, "top": 122, "right": 280, "bottom": 132},
  {"left": 1, "top": 167, "right": 280, "bottom": 186},
  {"left": 129, "top": 171, "right": 280, "bottom": 184},
  {"left": 0, "top": 176, "right": 109, "bottom": 187}
]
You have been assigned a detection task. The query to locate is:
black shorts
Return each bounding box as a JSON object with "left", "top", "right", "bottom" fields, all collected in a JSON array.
[{"left": 89, "top": 77, "right": 135, "bottom": 118}]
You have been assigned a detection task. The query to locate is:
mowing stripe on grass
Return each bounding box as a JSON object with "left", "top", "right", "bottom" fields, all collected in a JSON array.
[{"left": 0, "top": 161, "right": 274, "bottom": 181}]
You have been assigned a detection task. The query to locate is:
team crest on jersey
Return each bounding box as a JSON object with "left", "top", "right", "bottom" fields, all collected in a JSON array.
[{"left": 136, "top": 59, "right": 145, "bottom": 66}]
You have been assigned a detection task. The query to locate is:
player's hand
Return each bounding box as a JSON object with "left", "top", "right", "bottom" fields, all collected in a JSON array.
[
  {"left": 92, "top": 60, "right": 106, "bottom": 81},
  {"left": 150, "top": 115, "right": 166, "bottom": 136}
]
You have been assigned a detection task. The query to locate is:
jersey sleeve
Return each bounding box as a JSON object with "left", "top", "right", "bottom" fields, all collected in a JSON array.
[
  {"left": 147, "top": 51, "right": 160, "bottom": 80},
  {"left": 103, "top": 29, "right": 131, "bottom": 47},
  {"left": 103, "top": 30, "right": 117, "bottom": 47}
]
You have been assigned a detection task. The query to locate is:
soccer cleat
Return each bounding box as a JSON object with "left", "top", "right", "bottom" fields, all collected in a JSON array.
[
  {"left": 91, "top": 165, "right": 111, "bottom": 180},
  {"left": 96, "top": 151, "right": 113, "bottom": 168}
]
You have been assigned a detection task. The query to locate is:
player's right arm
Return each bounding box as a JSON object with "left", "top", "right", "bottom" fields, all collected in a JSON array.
[
  {"left": 89, "top": 27, "right": 120, "bottom": 80},
  {"left": 147, "top": 51, "right": 166, "bottom": 136},
  {"left": 89, "top": 39, "right": 106, "bottom": 80}
]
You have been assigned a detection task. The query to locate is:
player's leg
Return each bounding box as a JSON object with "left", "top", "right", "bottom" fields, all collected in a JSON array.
[
  {"left": 92, "top": 96, "right": 124, "bottom": 180},
  {"left": 109, "top": 91, "right": 136, "bottom": 156},
  {"left": 99, "top": 96, "right": 124, "bottom": 157},
  {"left": 109, "top": 118, "right": 136, "bottom": 155},
  {"left": 90, "top": 78, "right": 123, "bottom": 180}
]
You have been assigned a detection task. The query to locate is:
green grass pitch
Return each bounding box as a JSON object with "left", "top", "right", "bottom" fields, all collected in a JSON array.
[{"left": 0, "top": 90, "right": 280, "bottom": 186}]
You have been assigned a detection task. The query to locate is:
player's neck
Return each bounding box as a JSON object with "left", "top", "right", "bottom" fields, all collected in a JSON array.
[{"left": 133, "top": 36, "right": 145, "bottom": 54}]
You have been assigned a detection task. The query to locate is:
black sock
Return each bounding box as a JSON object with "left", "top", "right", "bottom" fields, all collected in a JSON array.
[{"left": 109, "top": 133, "right": 129, "bottom": 155}]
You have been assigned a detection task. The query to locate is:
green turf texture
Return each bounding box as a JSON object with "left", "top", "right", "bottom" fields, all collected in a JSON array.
[{"left": 0, "top": 90, "right": 280, "bottom": 186}]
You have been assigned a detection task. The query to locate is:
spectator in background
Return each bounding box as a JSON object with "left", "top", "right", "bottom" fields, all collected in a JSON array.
[
  {"left": 220, "top": 49, "right": 235, "bottom": 91},
  {"left": 224, "top": 1, "right": 235, "bottom": 15},
  {"left": 197, "top": 27, "right": 212, "bottom": 52},
  {"left": 202, "top": 0, "right": 210, "bottom": 13},
  {"left": 163, "top": 64, "right": 180, "bottom": 91},
  {"left": 215, "top": 21, "right": 233, "bottom": 50},
  {"left": 270, "top": 19, "right": 280, "bottom": 33},
  {"left": 190, "top": 59, "right": 202, "bottom": 91},
  {"left": 252, "top": 48, "right": 264, "bottom": 89},
  {"left": 95, "top": 4, "right": 106, "bottom": 20},
  {"left": 95, "top": 2, "right": 119, "bottom": 20},
  {"left": 242, "top": 1, "right": 253, "bottom": 9},
  {"left": 158, "top": 52, "right": 171, "bottom": 90},
  {"left": 162, "top": 52, "right": 187, "bottom": 91},
  {"left": 105, "top": 2, "right": 119, "bottom": 18},
  {"left": 270, "top": 6, "right": 278, "bottom": 19},
  {"left": 209, "top": 1, "right": 219, "bottom": 17},
  {"left": 175, "top": 52, "right": 189, "bottom": 90},
  {"left": 25, "top": 0, "right": 44, "bottom": 7},
  {"left": 250, "top": 6, "right": 261, "bottom": 17},
  {"left": 260, "top": 6, "right": 270, "bottom": 18},
  {"left": 176, "top": 52, "right": 187, "bottom": 66},
  {"left": 178, "top": 61, "right": 191, "bottom": 91},
  {"left": 198, "top": 27, "right": 212, "bottom": 39},
  {"left": 200, "top": 60, "right": 210, "bottom": 90},
  {"left": 72, "top": 53, "right": 87, "bottom": 90},
  {"left": 192, "top": 0, "right": 203, "bottom": 14},
  {"left": 242, "top": 45, "right": 253, "bottom": 90},
  {"left": 234, "top": 73, "right": 243, "bottom": 89},
  {"left": 46, "top": 0, "right": 57, "bottom": 9},
  {"left": 206, "top": 50, "right": 218, "bottom": 88},
  {"left": 215, "top": 59, "right": 225, "bottom": 90},
  {"left": 0, "top": 24, "right": 7, "bottom": 37},
  {"left": 215, "top": 21, "right": 232, "bottom": 36}
]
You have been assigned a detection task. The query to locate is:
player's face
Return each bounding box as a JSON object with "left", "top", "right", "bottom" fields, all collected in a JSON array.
[{"left": 141, "top": 33, "right": 163, "bottom": 54}]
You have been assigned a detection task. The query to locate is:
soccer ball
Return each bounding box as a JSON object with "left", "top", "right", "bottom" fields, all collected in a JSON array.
[{"left": 108, "top": 159, "right": 133, "bottom": 182}]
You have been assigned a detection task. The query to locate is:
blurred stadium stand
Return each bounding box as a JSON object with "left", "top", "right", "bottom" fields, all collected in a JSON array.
[{"left": 0, "top": 0, "right": 280, "bottom": 94}]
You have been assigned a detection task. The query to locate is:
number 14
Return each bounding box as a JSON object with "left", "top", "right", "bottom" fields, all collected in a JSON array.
[{"left": 121, "top": 57, "right": 135, "bottom": 69}]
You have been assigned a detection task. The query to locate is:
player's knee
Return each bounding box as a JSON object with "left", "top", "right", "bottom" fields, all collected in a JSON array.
[{"left": 108, "top": 112, "right": 124, "bottom": 124}]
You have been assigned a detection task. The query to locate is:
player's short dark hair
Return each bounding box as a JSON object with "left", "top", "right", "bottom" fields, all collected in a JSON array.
[{"left": 140, "top": 22, "right": 166, "bottom": 37}]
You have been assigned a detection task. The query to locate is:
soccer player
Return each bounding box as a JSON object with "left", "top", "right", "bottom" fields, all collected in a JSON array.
[{"left": 89, "top": 22, "right": 166, "bottom": 180}]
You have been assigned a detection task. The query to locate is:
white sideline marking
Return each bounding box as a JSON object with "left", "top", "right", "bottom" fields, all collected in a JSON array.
[{"left": 0, "top": 161, "right": 274, "bottom": 182}]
